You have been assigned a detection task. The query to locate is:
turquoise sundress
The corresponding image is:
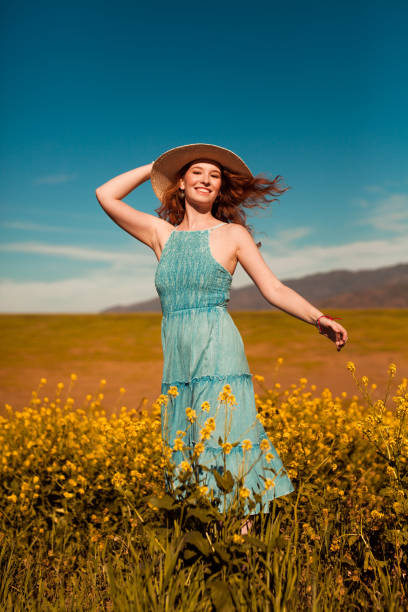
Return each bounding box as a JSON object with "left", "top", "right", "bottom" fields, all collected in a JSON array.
[{"left": 154, "top": 222, "right": 295, "bottom": 514}]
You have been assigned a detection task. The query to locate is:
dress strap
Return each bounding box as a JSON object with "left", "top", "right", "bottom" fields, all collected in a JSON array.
[{"left": 208, "top": 222, "right": 227, "bottom": 231}]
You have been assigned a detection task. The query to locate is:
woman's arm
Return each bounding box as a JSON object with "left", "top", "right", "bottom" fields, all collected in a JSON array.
[
  {"left": 95, "top": 163, "right": 167, "bottom": 250},
  {"left": 232, "top": 225, "right": 348, "bottom": 351}
]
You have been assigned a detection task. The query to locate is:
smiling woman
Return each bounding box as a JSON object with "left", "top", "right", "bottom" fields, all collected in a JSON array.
[{"left": 95, "top": 142, "right": 349, "bottom": 533}]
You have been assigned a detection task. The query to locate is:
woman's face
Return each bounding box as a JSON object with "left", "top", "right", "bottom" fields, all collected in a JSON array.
[{"left": 179, "top": 160, "right": 222, "bottom": 208}]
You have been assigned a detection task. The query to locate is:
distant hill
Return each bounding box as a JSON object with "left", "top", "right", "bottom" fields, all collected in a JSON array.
[{"left": 101, "top": 262, "right": 408, "bottom": 313}]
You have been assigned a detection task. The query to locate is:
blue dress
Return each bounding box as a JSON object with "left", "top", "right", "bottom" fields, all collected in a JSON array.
[{"left": 155, "top": 222, "right": 295, "bottom": 514}]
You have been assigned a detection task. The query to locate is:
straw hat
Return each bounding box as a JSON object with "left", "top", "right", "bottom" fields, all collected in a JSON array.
[{"left": 150, "top": 143, "right": 253, "bottom": 202}]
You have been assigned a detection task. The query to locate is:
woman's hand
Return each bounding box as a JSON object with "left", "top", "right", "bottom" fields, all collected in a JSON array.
[{"left": 317, "top": 317, "right": 348, "bottom": 352}]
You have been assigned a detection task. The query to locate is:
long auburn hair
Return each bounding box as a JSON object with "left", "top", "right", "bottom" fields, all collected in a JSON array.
[{"left": 154, "top": 160, "right": 290, "bottom": 248}]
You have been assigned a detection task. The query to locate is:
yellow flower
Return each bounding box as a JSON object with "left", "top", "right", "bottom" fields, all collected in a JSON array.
[
  {"left": 205, "top": 417, "right": 216, "bottom": 431},
  {"left": 346, "top": 361, "right": 356, "bottom": 373},
  {"left": 388, "top": 363, "right": 397, "bottom": 377},
  {"left": 260, "top": 439, "right": 270, "bottom": 451},
  {"left": 119, "top": 387, "right": 126, "bottom": 394},
  {"left": 173, "top": 438, "right": 184, "bottom": 451},
  {"left": 111, "top": 472, "right": 126, "bottom": 487},
  {"left": 199, "top": 485, "right": 208, "bottom": 496},
  {"left": 200, "top": 426, "right": 211, "bottom": 441},
  {"left": 277, "top": 357, "right": 283, "bottom": 365},
  {"left": 70, "top": 373, "right": 78, "bottom": 381},
  {"left": 361, "top": 376, "right": 369, "bottom": 386},
  {"left": 194, "top": 442, "right": 204, "bottom": 456},
  {"left": 186, "top": 407, "right": 197, "bottom": 423},
  {"left": 7, "top": 494, "right": 17, "bottom": 503},
  {"left": 265, "top": 453, "right": 275, "bottom": 463},
  {"left": 242, "top": 439, "right": 252, "bottom": 452},
  {"left": 254, "top": 375, "right": 264, "bottom": 383},
  {"left": 40, "top": 377, "right": 47, "bottom": 385},
  {"left": 299, "top": 377, "right": 308, "bottom": 385},
  {"left": 223, "top": 384, "right": 232, "bottom": 393},
  {"left": 179, "top": 461, "right": 192, "bottom": 473},
  {"left": 201, "top": 401, "right": 210, "bottom": 412},
  {"left": 232, "top": 534, "right": 244, "bottom": 544},
  {"left": 239, "top": 487, "right": 250, "bottom": 499},
  {"left": 176, "top": 430, "right": 186, "bottom": 438},
  {"left": 168, "top": 386, "right": 179, "bottom": 397},
  {"left": 264, "top": 479, "right": 275, "bottom": 490},
  {"left": 222, "top": 443, "right": 232, "bottom": 455}
]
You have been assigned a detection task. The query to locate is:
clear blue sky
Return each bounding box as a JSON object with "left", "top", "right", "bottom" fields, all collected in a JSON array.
[{"left": 1, "top": 0, "right": 407, "bottom": 312}]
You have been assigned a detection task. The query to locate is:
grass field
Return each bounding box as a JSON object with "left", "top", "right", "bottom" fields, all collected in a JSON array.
[
  {"left": 1, "top": 317, "right": 407, "bottom": 608},
  {"left": 1, "top": 309, "right": 407, "bottom": 416}
]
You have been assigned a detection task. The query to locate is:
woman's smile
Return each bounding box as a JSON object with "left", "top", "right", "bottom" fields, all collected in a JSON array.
[{"left": 195, "top": 187, "right": 211, "bottom": 194}]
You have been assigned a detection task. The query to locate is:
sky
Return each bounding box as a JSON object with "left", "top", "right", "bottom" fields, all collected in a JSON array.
[{"left": 1, "top": 0, "right": 407, "bottom": 313}]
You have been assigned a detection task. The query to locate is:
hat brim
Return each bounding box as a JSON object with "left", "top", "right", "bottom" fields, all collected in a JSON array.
[{"left": 150, "top": 143, "right": 253, "bottom": 203}]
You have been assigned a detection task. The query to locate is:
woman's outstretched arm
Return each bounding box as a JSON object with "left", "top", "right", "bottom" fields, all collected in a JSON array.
[
  {"left": 95, "top": 163, "right": 167, "bottom": 250},
  {"left": 232, "top": 224, "right": 348, "bottom": 351}
]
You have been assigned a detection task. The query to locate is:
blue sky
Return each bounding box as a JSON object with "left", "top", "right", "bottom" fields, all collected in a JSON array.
[{"left": 1, "top": 0, "right": 407, "bottom": 313}]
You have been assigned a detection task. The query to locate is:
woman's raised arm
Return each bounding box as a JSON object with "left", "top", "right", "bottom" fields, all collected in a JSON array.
[{"left": 95, "top": 163, "right": 167, "bottom": 250}]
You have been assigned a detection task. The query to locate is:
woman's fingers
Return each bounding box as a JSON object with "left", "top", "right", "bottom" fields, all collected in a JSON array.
[{"left": 320, "top": 322, "right": 348, "bottom": 350}]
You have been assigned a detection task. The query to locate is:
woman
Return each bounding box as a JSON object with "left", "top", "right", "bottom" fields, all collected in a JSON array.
[{"left": 96, "top": 143, "right": 348, "bottom": 533}]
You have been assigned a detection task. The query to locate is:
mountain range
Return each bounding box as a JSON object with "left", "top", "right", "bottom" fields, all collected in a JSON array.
[{"left": 101, "top": 262, "right": 408, "bottom": 313}]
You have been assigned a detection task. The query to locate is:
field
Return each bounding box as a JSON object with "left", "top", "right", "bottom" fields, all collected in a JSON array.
[
  {"left": 1, "top": 309, "right": 407, "bottom": 609},
  {"left": 1, "top": 309, "right": 407, "bottom": 416}
]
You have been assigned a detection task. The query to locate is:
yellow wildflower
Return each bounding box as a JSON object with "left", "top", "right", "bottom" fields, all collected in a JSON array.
[
  {"left": 264, "top": 479, "right": 275, "bottom": 490},
  {"left": 173, "top": 438, "right": 184, "bottom": 451},
  {"left": 265, "top": 453, "right": 275, "bottom": 463},
  {"left": 168, "top": 386, "right": 179, "bottom": 397},
  {"left": 201, "top": 401, "right": 210, "bottom": 412},
  {"left": 186, "top": 407, "right": 197, "bottom": 423},
  {"left": 254, "top": 375, "right": 264, "bottom": 383},
  {"left": 194, "top": 442, "right": 204, "bottom": 456},
  {"left": 260, "top": 439, "right": 270, "bottom": 451},
  {"left": 179, "top": 461, "right": 192, "bottom": 473},
  {"left": 205, "top": 417, "right": 216, "bottom": 431},
  {"left": 222, "top": 443, "right": 232, "bottom": 455},
  {"left": 200, "top": 426, "right": 211, "bottom": 441},
  {"left": 199, "top": 485, "right": 208, "bottom": 496},
  {"left": 242, "top": 439, "right": 252, "bottom": 452},
  {"left": 239, "top": 487, "right": 250, "bottom": 499},
  {"left": 346, "top": 361, "right": 356, "bottom": 373},
  {"left": 232, "top": 534, "right": 244, "bottom": 544},
  {"left": 388, "top": 363, "right": 397, "bottom": 377}
]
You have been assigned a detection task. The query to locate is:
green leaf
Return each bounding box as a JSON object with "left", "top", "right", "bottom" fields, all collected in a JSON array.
[
  {"left": 212, "top": 469, "right": 235, "bottom": 493},
  {"left": 147, "top": 494, "right": 176, "bottom": 510},
  {"left": 182, "top": 531, "right": 211, "bottom": 556},
  {"left": 214, "top": 542, "right": 231, "bottom": 563},
  {"left": 209, "top": 579, "right": 235, "bottom": 611},
  {"left": 187, "top": 508, "right": 213, "bottom": 524}
]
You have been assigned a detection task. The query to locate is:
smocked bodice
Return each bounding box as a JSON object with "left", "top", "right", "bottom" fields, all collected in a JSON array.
[{"left": 154, "top": 225, "right": 232, "bottom": 316}]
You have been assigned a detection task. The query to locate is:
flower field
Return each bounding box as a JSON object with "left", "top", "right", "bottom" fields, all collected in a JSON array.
[{"left": 0, "top": 358, "right": 407, "bottom": 610}]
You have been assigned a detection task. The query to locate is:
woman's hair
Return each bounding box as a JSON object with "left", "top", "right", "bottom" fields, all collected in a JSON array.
[{"left": 154, "top": 160, "right": 290, "bottom": 248}]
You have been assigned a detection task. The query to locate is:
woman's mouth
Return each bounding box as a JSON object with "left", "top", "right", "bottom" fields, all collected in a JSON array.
[{"left": 195, "top": 188, "right": 211, "bottom": 194}]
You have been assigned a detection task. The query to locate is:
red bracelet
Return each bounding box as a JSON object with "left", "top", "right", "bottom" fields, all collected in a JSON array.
[{"left": 315, "top": 314, "right": 342, "bottom": 333}]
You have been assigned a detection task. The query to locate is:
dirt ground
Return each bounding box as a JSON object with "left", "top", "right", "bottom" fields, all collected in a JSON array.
[
  {"left": 1, "top": 351, "right": 406, "bottom": 418},
  {"left": 1, "top": 311, "right": 407, "bottom": 417}
]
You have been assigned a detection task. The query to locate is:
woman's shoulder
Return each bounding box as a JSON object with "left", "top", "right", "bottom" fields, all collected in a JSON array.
[{"left": 225, "top": 222, "right": 251, "bottom": 236}]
